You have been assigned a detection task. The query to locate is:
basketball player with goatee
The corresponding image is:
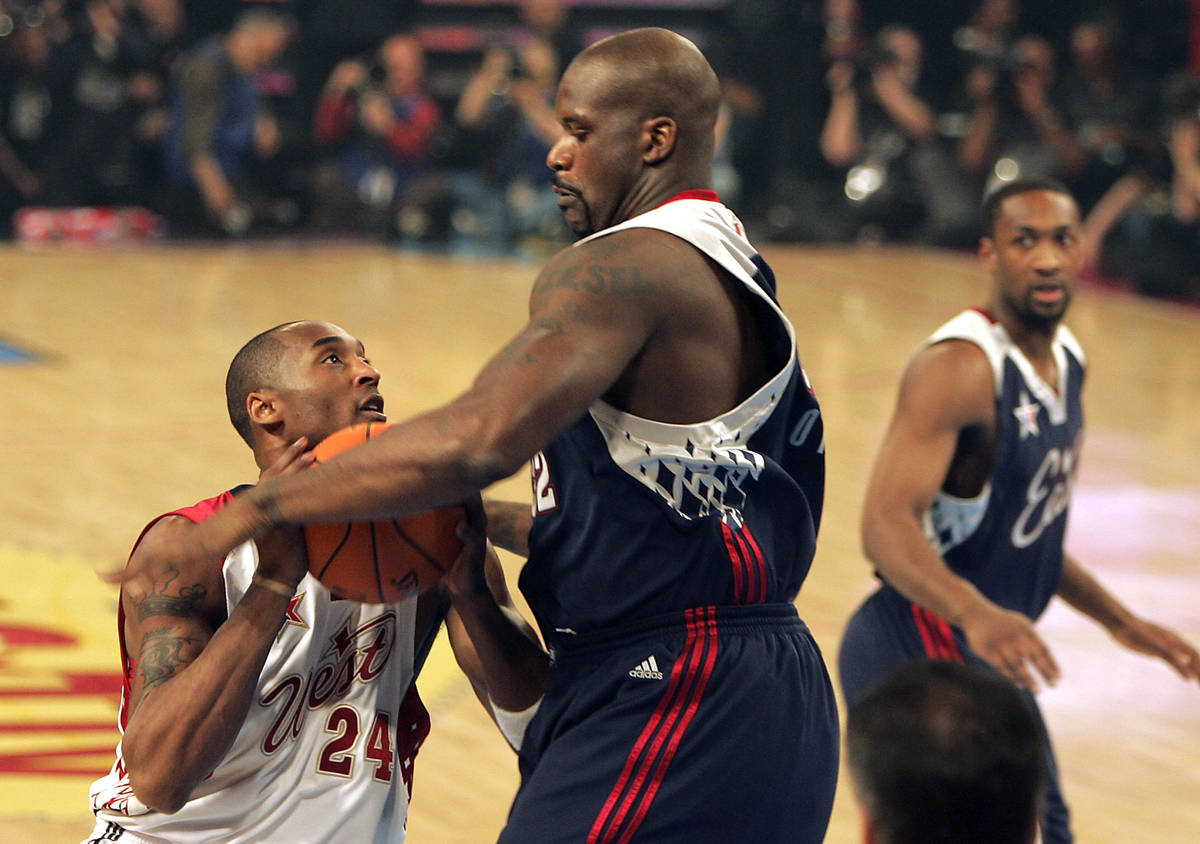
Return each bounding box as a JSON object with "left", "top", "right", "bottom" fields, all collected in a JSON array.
[
  {"left": 116, "top": 29, "right": 839, "bottom": 843},
  {"left": 838, "top": 177, "right": 1200, "bottom": 844}
]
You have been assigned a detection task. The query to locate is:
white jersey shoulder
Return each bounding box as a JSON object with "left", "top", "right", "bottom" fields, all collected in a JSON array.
[
  {"left": 924, "top": 309, "right": 1084, "bottom": 425},
  {"left": 87, "top": 539, "right": 420, "bottom": 844},
  {"left": 573, "top": 198, "right": 799, "bottom": 527}
]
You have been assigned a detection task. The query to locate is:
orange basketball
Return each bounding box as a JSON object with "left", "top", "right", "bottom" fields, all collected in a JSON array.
[{"left": 303, "top": 421, "right": 465, "bottom": 603}]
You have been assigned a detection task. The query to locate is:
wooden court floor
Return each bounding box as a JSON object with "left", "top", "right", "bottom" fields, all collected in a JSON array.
[{"left": 0, "top": 240, "right": 1196, "bottom": 843}]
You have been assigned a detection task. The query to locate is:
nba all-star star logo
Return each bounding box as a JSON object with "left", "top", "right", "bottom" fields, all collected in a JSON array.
[{"left": 1013, "top": 391, "right": 1041, "bottom": 439}]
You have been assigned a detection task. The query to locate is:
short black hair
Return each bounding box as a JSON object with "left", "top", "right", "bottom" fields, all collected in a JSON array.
[
  {"left": 848, "top": 659, "right": 1046, "bottom": 844},
  {"left": 224, "top": 322, "right": 299, "bottom": 447},
  {"left": 981, "top": 176, "right": 1075, "bottom": 237}
]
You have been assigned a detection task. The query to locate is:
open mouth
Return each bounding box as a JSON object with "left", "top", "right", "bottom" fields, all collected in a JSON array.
[
  {"left": 360, "top": 394, "right": 387, "bottom": 420},
  {"left": 1031, "top": 284, "right": 1064, "bottom": 304}
]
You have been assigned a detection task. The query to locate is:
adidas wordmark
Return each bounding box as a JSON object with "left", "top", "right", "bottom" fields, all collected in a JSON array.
[{"left": 629, "top": 655, "right": 664, "bottom": 680}]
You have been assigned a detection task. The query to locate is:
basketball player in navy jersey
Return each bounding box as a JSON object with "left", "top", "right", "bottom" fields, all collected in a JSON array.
[
  {"left": 87, "top": 320, "right": 541, "bottom": 843},
  {"left": 118, "top": 28, "right": 839, "bottom": 843},
  {"left": 838, "top": 177, "right": 1200, "bottom": 844}
]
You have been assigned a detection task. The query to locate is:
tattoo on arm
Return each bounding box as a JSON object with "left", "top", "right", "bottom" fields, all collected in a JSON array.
[
  {"left": 138, "top": 626, "right": 202, "bottom": 693},
  {"left": 135, "top": 571, "right": 209, "bottom": 623},
  {"left": 493, "top": 318, "right": 566, "bottom": 366}
]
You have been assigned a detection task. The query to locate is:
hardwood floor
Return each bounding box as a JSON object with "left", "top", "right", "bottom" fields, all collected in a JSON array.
[{"left": 1, "top": 241, "right": 1195, "bottom": 842}]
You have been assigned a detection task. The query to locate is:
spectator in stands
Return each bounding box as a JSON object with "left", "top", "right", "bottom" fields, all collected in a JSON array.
[
  {"left": 161, "top": 6, "right": 295, "bottom": 236},
  {"left": 711, "top": 0, "right": 836, "bottom": 239},
  {"left": 401, "top": 36, "right": 563, "bottom": 250},
  {"left": 515, "top": 0, "right": 583, "bottom": 69},
  {"left": 820, "top": 25, "right": 977, "bottom": 246},
  {"left": 847, "top": 659, "right": 1045, "bottom": 844},
  {"left": 956, "top": 34, "right": 1087, "bottom": 192},
  {"left": 1060, "top": 11, "right": 1159, "bottom": 211},
  {"left": 0, "top": 11, "right": 58, "bottom": 235},
  {"left": 310, "top": 32, "right": 441, "bottom": 235},
  {"left": 49, "top": 0, "right": 164, "bottom": 206},
  {"left": 1082, "top": 70, "right": 1200, "bottom": 302},
  {"left": 124, "top": 0, "right": 188, "bottom": 196}
]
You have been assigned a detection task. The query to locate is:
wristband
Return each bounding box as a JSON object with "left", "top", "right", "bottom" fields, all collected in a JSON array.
[{"left": 252, "top": 573, "right": 296, "bottom": 598}]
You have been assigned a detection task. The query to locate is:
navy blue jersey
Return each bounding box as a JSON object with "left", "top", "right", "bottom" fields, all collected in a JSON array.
[
  {"left": 918, "top": 307, "right": 1086, "bottom": 621},
  {"left": 520, "top": 193, "right": 826, "bottom": 637}
]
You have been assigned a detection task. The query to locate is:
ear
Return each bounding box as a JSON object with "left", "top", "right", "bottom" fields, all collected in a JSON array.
[
  {"left": 978, "top": 235, "right": 997, "bottom": 271},
  {"left": 642, "top": 116, "right": 677, "bottom": 165},
  {"left": 247, "top": 390, "right": 285, "bottom": 435}
]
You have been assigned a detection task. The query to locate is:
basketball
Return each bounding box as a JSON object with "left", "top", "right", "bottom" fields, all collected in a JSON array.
[{"left": 303, "top": 421, "right": 466, "bottom": 603}]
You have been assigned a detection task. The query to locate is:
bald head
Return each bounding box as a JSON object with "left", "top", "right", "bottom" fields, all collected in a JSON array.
[{"left": 570, "top": 28, "right": 721, "bottom": 163}]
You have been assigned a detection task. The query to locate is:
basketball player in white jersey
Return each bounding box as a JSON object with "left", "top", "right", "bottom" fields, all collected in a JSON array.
[{"left": 86, "top": 320, "right": 546, "bottom": 843}]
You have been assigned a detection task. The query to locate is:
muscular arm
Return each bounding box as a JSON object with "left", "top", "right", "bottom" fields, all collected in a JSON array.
[
  {"left": 1057, "top": 553, "right": 1200, "bottom": 683},
  {"left": 128, "top": 233, "right": 667, "bottom": 583},
  {"left": 120, "top": 518, "right": 307, "bottom": 813},
  {"left": 861, "top": 340, "right": 1061, "bottom": 690}
]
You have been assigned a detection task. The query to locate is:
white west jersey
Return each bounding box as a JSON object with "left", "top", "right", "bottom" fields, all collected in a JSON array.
[{"left": 87, "top": 494, "right": 425, "bottom": 844}]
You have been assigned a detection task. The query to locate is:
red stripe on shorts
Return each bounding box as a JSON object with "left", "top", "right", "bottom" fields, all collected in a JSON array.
[{"left": 588, "top": 607, "right": 719, "bottom": 844}]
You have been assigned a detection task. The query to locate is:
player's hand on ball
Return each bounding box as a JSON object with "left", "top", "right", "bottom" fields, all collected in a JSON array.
[
  {"left": 255, "top": 524, "right": 309, "bottom": 591},
  {"left": 443, "top": 496, "right": 491, "bottom": 599},
  {"left": 961, "top": 602, "right": 1061, "bottom": 692}
]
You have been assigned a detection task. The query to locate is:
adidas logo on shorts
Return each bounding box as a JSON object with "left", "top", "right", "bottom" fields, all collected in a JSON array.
[{"left": 629, "top": 655, "right": 664, "bottom": 680}]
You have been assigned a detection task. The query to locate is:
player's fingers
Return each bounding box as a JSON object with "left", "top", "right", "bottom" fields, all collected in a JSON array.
[
  {"left": 1003, "top": 656, "right": 1041, "bottom": 694},
  {"left": 1027, "top": 641, "right": 1060, "bottom": 687},
  {"left": 1168, "top": 645, "right": 1200, "bottom": 682}
]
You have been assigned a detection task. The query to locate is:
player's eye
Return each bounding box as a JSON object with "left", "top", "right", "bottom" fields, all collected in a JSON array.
[{"left": 323, "top": 352, "right": 342, "bottom": 364}]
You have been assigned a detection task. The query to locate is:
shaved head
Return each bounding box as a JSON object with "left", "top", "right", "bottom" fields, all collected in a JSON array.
[
  {"left": 225, "top": 322, "right": 299, "bottom": 446},
  {"left": 571, "top": 28, "right": 721, "bottom": 165}
]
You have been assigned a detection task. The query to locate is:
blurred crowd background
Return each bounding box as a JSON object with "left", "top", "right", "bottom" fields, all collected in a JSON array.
[{"left": 3, "top": 0, "right": 1200, "bottom": 301}]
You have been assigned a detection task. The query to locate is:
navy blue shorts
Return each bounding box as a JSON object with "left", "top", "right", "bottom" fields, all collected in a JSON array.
[
  {"left": 499, "top": 603, "right": 839, "bottom": 844},
  {"left": 839, "top": 585, "right": 1074, "bottom": 844}
]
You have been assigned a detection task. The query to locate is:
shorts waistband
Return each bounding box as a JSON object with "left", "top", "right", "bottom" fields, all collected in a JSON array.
[{"left": 546, "top": 603, "right": 805, "bottom": 659}]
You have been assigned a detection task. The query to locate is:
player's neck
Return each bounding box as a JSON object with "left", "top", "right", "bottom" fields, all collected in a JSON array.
[{"left": 990, "top": 302, "right": 1059, "bottom": 363}]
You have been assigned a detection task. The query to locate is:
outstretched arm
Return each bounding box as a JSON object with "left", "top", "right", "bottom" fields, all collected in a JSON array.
[
  {"left": 861, "top": 340, "right": 1061, "bottom": 691},
  {"left": 1057, "top": 553, "right": 1200, "bottom": 684},
  {"left": 116, "top": 233, "right": 667, "bottom": 591}
]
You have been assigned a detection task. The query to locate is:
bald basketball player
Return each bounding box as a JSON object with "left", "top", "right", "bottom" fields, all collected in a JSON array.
[
  {"left": 87, "top": 321, "right": 543, "bottom": 843},
  {"left": 120, "top": 30, "right": 838, "bottom": 842}
]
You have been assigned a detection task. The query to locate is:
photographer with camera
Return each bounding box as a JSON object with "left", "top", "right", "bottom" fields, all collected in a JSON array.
[
  {"left": 310, "top": 32, "right": 441, "bottom": 234},
  {"left": 819, "top": 25, "right": 976, "bottom": 246},
  {"left": 161, "top": 7, "right": 295, "bottom": 237},
  {"left": 956, "top": 34, "right": 1086, "bottom": 192},
  {"left": 1081, "top": 70, "right": 1200, "bottom": 302}
]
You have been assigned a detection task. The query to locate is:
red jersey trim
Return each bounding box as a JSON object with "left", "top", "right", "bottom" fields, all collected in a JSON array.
[
  {"left": 116, "top": 490, "right": 237, "bottom": 730},
  {"left": 655, "top": 189, "right": 719, "bottom": 208},
  {"left": 969, "top": 306, "right": 997, "bottom": 323}
]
